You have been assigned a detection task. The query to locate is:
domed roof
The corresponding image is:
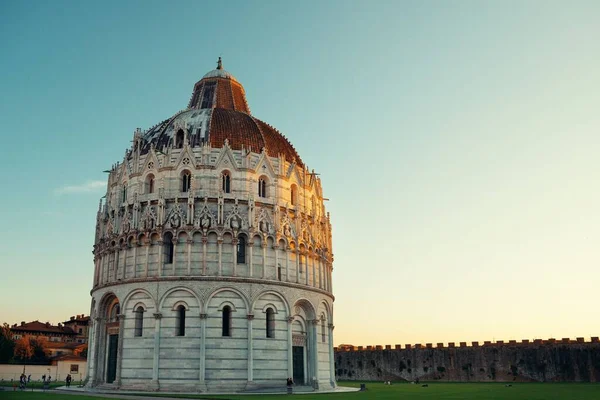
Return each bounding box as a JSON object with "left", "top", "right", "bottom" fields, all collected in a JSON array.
[
  {"left": 140, "top": 59, "right": 303, "bottom": 166},
  {"left": 202, "top": 68, "right": 238, "bottom": 82}
]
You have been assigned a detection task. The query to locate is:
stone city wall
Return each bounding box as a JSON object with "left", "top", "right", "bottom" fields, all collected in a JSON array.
[{"left": 334, "top": 337, "right": 600, "bottom": 382}]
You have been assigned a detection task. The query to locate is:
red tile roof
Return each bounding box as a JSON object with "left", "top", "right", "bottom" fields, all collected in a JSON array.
[{"left": 11, "top": 321, "right": 76, "bottom": 335}]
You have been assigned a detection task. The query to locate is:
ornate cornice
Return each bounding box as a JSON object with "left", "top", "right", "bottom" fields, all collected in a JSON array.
[{"left": 90, "top": 275, "right": 334, "bottom": 300}]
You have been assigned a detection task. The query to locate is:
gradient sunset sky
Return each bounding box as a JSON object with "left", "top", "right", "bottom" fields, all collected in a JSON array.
[{"left": 1, "top": 0, "right": 598, "bottom": 347}]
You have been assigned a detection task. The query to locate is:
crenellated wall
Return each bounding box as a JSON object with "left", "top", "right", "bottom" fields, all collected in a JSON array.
[{"left": 334, "top": 337, "right": 600, "bottom": 382}]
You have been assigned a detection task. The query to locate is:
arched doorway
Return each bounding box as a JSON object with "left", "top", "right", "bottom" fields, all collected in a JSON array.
[
  {"left": 291, "top": 299, "right": 317, "bottom": 386},
  {"left": 96, "top": 293, "right": 121, "bottom": 385}
]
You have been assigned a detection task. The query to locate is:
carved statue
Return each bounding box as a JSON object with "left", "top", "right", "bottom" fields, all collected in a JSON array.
[{"left": 260, "top": 220, "right": 268, "bottom": 233}]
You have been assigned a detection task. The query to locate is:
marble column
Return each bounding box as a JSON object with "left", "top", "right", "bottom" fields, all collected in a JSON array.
[
  {"left": 304, "top": 253, "right": 309, "bottom": 286},
  {"left": 115, "top": 314, "right": 125, "bottom": 386},
  {"left": 287, "top": 316, "right": 294, "bottom": 379},
  {"left": 285, "top": 248, "right": 290, "bottom": 282},
  {"left": 247, "top": 314, "right": 254, "bottom": 383},
  {"left": 121, "top": 245, "right": 127, "bottom": 280},
  {"left": 249, "top": 243, "right": 254, "bottom": 277},
  {"left": 172, "top": 238, "right": 177, "bottom": 275},
  {"left": 132, "top": 243, "right": 138, "bottom": 278},
  {"left": 84, "top": 318, "right": 94, "bottom": 383},
  {"left": 217, "top": 239, "right": 223, "bottom": 276},
  {"left": 310, "top": 319, "right": 319, "bottom": 389},
  {"left": 187, "top": 238, "right": 193, "bottom": 275},
  {"left": 202, "top": 237, "right": 207, "bottom": 275},
  {"left": 152, "top": 312, "right": 162, "bottom": 386},
  {"left": 144, "top": 241, "right": 150, "bottom": 278},
  {"left": 232, "top": 238, "right": 238, "bottom": 276},
  {"left": 328, "top": 324, "right": 336, "bottom": 387},
  {"left": 158, "top": 240, "right": 163, "bottom": 276},
  {"left": 311, "top": 254, "right": 316, "bottom": 287},
  {"left": 295, "top": 250, "right": 300, "bottom": 284},
  {"left": 274, "top": 243, "right": 279, "bottom": 280},
  {"left": 91, "top": 316, "right": 103, "bottom": 385},
  {"left": 198, "top": 313, "right": 207, "bottom": 390},
  {"left": 261, "top": 242, "right": 267, "bottom": 279}
]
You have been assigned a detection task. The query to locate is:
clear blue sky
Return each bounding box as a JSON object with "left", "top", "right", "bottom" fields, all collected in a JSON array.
[{"left": 1, "top": 0, "right": 599, "bottom": 346}]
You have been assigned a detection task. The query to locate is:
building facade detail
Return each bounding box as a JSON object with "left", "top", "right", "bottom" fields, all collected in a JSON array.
[{"left": 86, "top": 59, "right": 335, "bottom": 392}]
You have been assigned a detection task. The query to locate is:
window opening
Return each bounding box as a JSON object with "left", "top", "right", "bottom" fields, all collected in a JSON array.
[
  {"left": 266, "top": 308, "right": 275, "bottom": 338},
  {"left": 201, "top": 82, "right": 216, "bottom": 109},
  {"left": 164, "top": 233, "right": 174, "bottom": 264},
  {"left": 182, "top": 172, "right": 192, "bottom": 193},
  {"left": 147, "top": 175, "right": 155, "bottom": 194},
  {"left": 175, "top": 130, "right": 184, "bottom": 148},
  {"left": 134, "top": 307, "right": 144, "bottom": 337},
  {"left": 258, "top": 178, "right": 267, "bottom": 198},
  {"left": 176, "top": 305, "right": 186, "bottom": 336},
  {"left": 237, "top": 236, "right": 246, "bottom": 264},
  {"left": 222, "top": 306, "right": 232, "bottom": 337},
  {"left": 222, "top": 172, "right": 231, "bottom": 193},
  {"left": 291, "top": 185, "right": 297, "bottom": 206}
]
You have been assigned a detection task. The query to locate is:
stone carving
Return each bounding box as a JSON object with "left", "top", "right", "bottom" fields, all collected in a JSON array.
[
  {"left": 281, "top": 213, "right": 296, "bottom": 239},
  {"left": 141, "top": 206, "right": 157, "bottom": 230},
  {"left": 165, "top": 203, "right": 186, "bottom": 229},
  {"left": 225, "top": 198, "right": 247, "bottom": 232},
  {"left": 121, "top": 211, "right": 132, "bottom": 234},
  {"left": 256, "top": 208, "right": 273, "bottom": 234},
  {"left": 194, "top": 197, "right": 216, "bottom": 233}
]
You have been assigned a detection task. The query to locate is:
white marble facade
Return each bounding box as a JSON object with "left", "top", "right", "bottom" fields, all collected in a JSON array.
[{"left": 86, "top": 61, "right": 335, "bottom": 392}]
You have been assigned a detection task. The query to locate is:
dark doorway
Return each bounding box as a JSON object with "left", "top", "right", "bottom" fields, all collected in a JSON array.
[
  {"left": 292, "top": 346, "right": 305, "bottom": 384},
  {"left": 106, "top": 334, "right": 118, "bottom": 383}
]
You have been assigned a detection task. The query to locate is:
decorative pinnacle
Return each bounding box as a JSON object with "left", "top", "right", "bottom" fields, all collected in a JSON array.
[{"left": 217, "top": 56, "right": 223, "bottom": 70}]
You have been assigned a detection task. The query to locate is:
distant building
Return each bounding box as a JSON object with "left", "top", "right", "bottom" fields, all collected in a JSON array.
[
  {"left": 45, "top": 341, "right": 88, "bottom": 358},
  {"left": 63, "top": 315, "right": 90, "bottom": 344},
  {"left": 10, "top": 315, "right": 90, "bottom": 344},
  {"left": 10, "top": 320, "right": 77, "bottom": 342}
]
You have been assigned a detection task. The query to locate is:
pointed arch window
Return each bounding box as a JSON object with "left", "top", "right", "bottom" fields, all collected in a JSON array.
[
  {"left": 222, "top": 306, "right": 232, "bottom": 337},
  {"left": 146, "top": 174, "right": 155, "bottom": 194},
  {"left": 182, "top": 171, "right": 192, "bottom": 193},
  {"left": 237, "top": 236, "right": 246, "bottom": 264},
  {"left": 266, "top": 308, "right": 275, "bottom": 338},
  {"left": 175, "top": 130, "right": 185, "bottom": 149},
  {"left": 222, "top": 171, "right": 231, "bottom": 193},
  {"left": 321, "top": 318, "right": 326, "bottom": 342},
  {"left": 291, "top": 184, "right": 298, "bottom": 206},
  {"left": 176, "top": 305, "right": 186, "bottom": 336},
  {"left": 258, "top": 177, "right": 267, "bottom": 198},
  {"left": 164, "top": 232, "right": 174, "bottom": 264},
  {"left": 122, "top": 184, "right": 127, "bottom": 203},
  {"left": 134, "top": 306, "right": 144, "bottom": 337}
]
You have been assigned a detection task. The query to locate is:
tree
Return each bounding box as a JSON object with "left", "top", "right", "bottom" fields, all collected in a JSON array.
[
  {"left": 79, "top": 345, "right": 88, "bottom": 358},
  {"left": 14, "top": 336, "right": 33, "bottom": 360},
  {"left": 29, "top": 337, "right": 48, "bottom": 362},
  {"left": 0, "top": 323, "right": 15, "bottom": 363}
]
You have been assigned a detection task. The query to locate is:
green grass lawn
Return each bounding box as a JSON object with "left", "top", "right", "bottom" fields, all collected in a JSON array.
[
  {"left": 0, "top": 381, "right": 65, "bottom": 389},
  {"left": 0, "top": 382, "right": 599, "bottom": 400}
]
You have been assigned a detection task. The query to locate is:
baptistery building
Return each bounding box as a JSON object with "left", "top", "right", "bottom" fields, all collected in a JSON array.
[{"left": 86, "top": 59, "right": 335, "bottom": 392}]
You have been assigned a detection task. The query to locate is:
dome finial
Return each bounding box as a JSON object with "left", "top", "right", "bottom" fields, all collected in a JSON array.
[{"left": 217, "top": 56, "right": 223, "bottom": 70}]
